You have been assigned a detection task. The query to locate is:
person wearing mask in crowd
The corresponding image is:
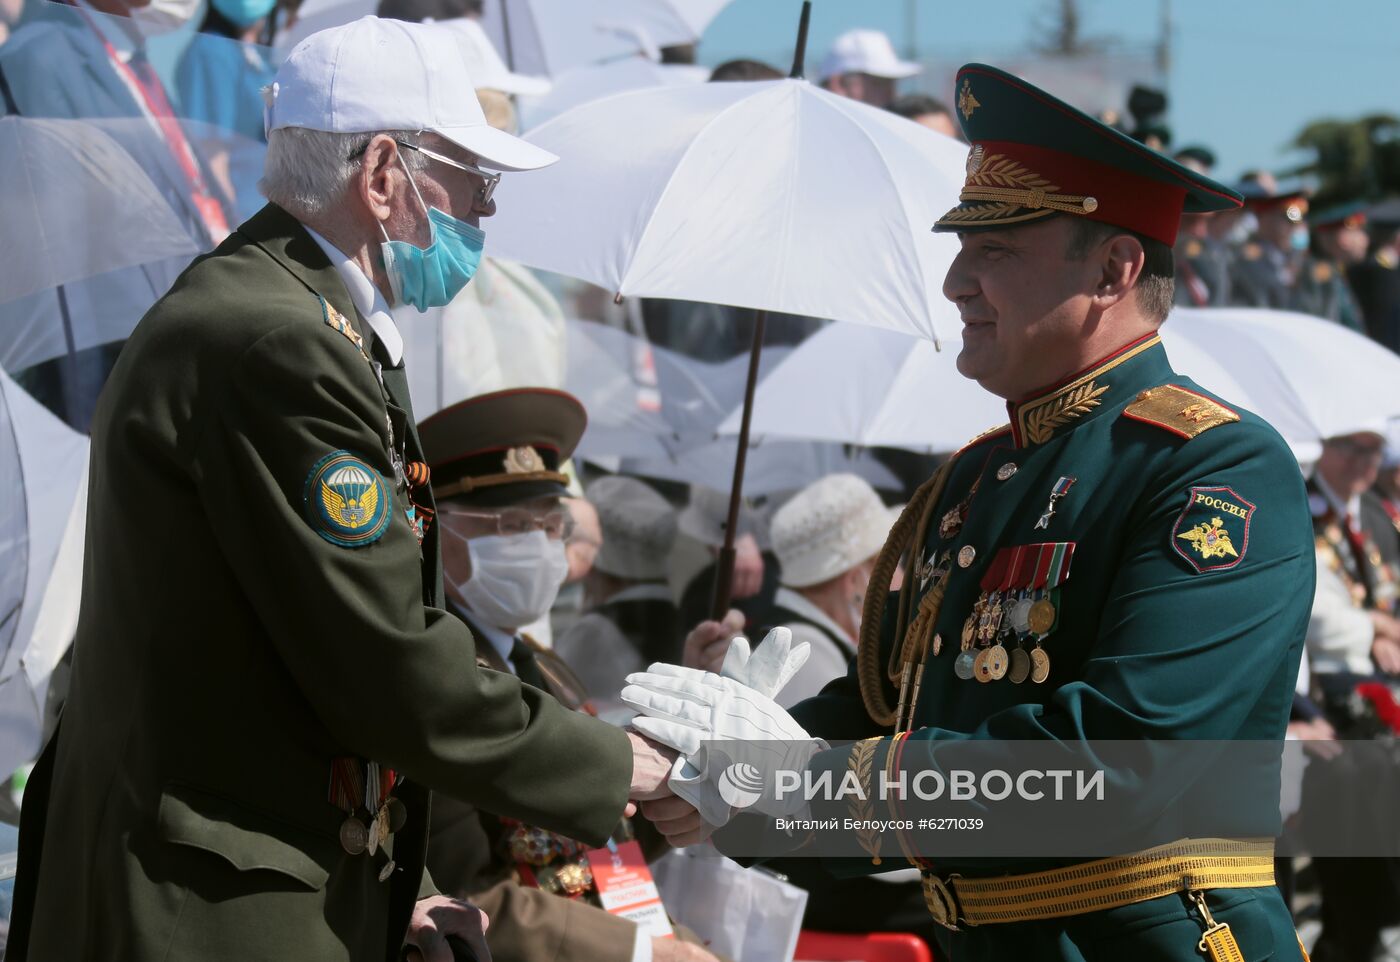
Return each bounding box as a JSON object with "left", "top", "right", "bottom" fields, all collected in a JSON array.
[
  {"left": 4, "top": 21, "right": 678, "bottom": 961},
  {"left": 1229, "top": 184, "right": 1346, "bottom": 323},
  {"left": 628, "top": 63, "right": 1316, "bottom": 960},
  {"left": 766, "top": 473, "right": 892, "bottom": 708},
  {"left": 817, "top": 28, "right": 920, "bottom": 108},
  {"left": 887, "top": 93, "right": 958, "bottom": 139},
  {"left": 675, "top": 485, "right": 780, "bottom": 639},
  {"left": 174, "top": 0, "right": 278, "bottom": 222},
  {"left": 1301, "top": 429, "right": 1400, "bottom": 962},
  {"left": 556, "top": 476, "right": 681, "bottom": 714},
  {"left": 378, "top": 0, "right": 565, "bottom": 408},
  {"left": 419, "top": 391, "right": 720, "bottom": 962},
  {"left": 0, "top": 0, "right": 235, "bottom": 429}
]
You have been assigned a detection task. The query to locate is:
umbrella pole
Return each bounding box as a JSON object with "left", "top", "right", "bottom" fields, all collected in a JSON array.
[{"left": 709, "top": 308, "right": 767, "bottom": 620}]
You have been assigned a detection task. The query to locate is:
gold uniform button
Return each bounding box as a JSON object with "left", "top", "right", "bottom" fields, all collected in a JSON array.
[
  {"left": 957, "top": 545, "right": 977, "bottom": 568},
  {"left": 996, "top": 462, "right": 1017, "bottom": 481}
]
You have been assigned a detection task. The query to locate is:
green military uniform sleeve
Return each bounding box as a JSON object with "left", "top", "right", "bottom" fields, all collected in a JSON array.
[{"left": 190, "top": 321, "right": 632, "bottom": 845}]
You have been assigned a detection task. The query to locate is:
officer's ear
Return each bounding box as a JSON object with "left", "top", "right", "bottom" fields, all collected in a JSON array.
[
  {"left": 1092, "top": 233, "right": 1147, "bottom": 312},
  {"left": 357, "top": 134, "right": 403, "bottom": 226}
]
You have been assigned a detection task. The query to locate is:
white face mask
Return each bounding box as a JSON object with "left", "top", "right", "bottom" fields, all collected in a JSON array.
[
  {"left": 448, "top": 530, "right": 569, "bottom": 629},
  {"left": 129, "top": 0, "right": 200, "bottom": 36}
]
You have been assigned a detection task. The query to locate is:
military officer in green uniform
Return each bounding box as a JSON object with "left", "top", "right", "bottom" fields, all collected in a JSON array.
[
  {"left": 5, "top": 19, "right": 677, "bottom": 962},
  {"left": 416, "top": 389, "right": 722, "bottom": 962},
  {"left": 1229, "top": 184, "right": 1350, "bottom": 326},
  {"left": 1305, "top": 202, "right": 1369, "bottom": 332},
  {"left": 625, "top": 64, "right": 1314, "bottom": 961}
]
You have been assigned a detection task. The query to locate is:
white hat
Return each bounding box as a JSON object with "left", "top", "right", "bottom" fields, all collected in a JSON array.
[
  {"left": 438, "top": 18, "right": 552, "bottom": 98},
  {"left": 771, "top": 474, "right": 892, "bottom": 589},
  {"left": 818, "top": 29, "right": 922, "bottom": 83},
  {"left": 265, "top": 16, "right": 557, "bottom": 172},
  {"left": 590, "top": 476, "right": 677, "bottom": 581}
]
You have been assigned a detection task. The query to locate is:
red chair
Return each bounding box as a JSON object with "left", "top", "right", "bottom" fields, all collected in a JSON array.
[{"left": 794, "top": 930, "right": 934, "bottom": 962}]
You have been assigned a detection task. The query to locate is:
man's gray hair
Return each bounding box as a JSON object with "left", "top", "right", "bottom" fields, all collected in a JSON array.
[{"left": 259, "top": 127, "right": 427, "bottom": 218}]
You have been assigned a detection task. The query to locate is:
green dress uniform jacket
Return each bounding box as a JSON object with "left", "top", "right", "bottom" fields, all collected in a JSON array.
[
  {"left": 6, "top": 204, "right": 632, "bottom": 962},
  {"left": 787, "top": 334, "right": 1314, "bottom": 961}
]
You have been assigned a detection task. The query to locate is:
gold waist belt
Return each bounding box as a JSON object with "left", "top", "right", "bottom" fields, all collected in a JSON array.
[{"left": 922, "top": 838, "right": 1276, "bottom": 930}]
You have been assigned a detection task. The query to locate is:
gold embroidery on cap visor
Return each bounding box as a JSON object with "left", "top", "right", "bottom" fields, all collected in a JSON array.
[{"left": 936, "top": 151, "right": 1099, "bottom": 230}]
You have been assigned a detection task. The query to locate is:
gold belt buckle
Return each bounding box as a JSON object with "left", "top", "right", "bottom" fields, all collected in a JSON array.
[{"left": 922, "top": 872, "right": 964, "bottom": 931}]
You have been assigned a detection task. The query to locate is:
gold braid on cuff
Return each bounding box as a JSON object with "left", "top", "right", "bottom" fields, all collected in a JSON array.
[{"left": 432, "top": 470, "right": 570, "bottom": 499}]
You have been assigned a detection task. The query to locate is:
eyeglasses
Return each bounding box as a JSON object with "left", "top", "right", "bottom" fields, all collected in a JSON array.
[
  {"left": 395, "top": 139, "right": 501, "bottom": 206},
  {"left": 439, "top": 506, "right": 576, "bottom": 542}
]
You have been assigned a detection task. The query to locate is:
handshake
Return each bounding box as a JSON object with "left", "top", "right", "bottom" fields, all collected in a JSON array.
[{"left": 622, "top": 626, "right": 823, "bottom": 848}]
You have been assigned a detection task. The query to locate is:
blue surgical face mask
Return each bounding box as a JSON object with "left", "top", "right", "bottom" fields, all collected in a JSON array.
[
  {"left": 211, "top": 0, "right": 275, "bottom": 28},
  {"left": 379, "top": 161, "right": 485, "bottom": 312},
  {"left": 1290, "top": 224, "right": 1311, "bottom": 252}
]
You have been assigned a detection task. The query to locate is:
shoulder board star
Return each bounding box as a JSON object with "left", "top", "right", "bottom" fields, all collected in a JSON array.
[
  {"left": 1184, "top": 238, "right": 1203, "bottom": 259},
  {"left": 1123, "top": 385, "right": 1240, "bottom": 439},
  {"left": 1241, "top": 242, "right": 1262, "bottom": 262},
  {"left": 1312, "top": 260, "right": 1334, "bottom": 283}
]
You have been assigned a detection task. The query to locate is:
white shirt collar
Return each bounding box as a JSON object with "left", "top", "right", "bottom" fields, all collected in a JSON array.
[
  {"left": 450, "top": 599, "right": 518, "bottom": 672},
  {"left": 775, "top": 586, "right": 856, "bottom": 651},
  {"left": 303, "top": 227, "right": 404, "bottom": 365},
  {"left": 1315, "top": 472, "right": 1361, "bottom": 526}
]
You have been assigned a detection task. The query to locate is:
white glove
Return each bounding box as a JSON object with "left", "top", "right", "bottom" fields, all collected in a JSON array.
[
  {"left": 720, "top": 627, "right": 811, "bottom": 700},
  {"left": 623, "top": 658, "right": 819, "bottom": 827}
]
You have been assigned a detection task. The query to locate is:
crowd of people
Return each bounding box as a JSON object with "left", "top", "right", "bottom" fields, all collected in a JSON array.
[{"left": 1, "top": 1, "right": 1400, "bottom": 961}]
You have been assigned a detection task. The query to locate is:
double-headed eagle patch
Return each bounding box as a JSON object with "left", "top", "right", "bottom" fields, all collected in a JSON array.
[
  {"left": 305, "top": 450, "right": 392, "bottom": 547},
  {"left": 1171, "top": 485, "right": 1254, "bottom": 573}
]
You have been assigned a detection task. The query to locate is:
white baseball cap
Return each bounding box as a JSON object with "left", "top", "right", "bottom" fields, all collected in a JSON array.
[
  {"left": 437, "top": 18, "right": 551, "bottom": 98},
  {"left": 265, "top": 16, "right": 557, "bottom": 172},
  {"left": 818, "top": 29, "right": 922, "bottom": 83}
]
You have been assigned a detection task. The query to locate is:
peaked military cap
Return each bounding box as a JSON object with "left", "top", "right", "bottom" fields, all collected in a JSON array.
[
  {"left": 1308, "top": 200, "right": 1368, "bottom": 231},
  {"left": 1235, "top": 180, "right": 1308, "bottom": 220},
  {"left": 418, "top": 388, "right": 586, "bottom": 507},
  {"left": 934, "top": 63, "right": 1241, "bottom": 245}
]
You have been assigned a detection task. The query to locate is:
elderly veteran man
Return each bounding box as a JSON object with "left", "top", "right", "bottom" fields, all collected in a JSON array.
[
  {"left": 6, "top": 18, "right": 675, "bottom": 962},
  {"left": 626, "top": 64, "right": 1314, "bottom": 961},
  {"left": 556, "top": 476, "right": 682, "bottom": 714},
  {"left": 766, "top": 473, "right": 893, "bottom": 708},
  {"left": 417, "top": 391, "right": 721, "bottom": 962}
]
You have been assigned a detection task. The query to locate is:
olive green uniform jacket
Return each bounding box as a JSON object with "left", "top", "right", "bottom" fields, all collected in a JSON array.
[
  {"left": 6, "top": 204, "right": 632, "bottom": 962},
  {"left": 787, "top": 335, "right": 1313, "bottom": 961}
]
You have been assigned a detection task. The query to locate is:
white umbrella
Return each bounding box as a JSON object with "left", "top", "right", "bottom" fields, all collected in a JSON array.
[
  {"left": 486, "top": 1, "right": 964, "bottom": 614},
  {"left": 0, "top": 369, "right": 89, "bottom": 779},
  {"left": 1165, "top": 307, "right": 1400, "bottom": 443},
  {"left": 717, "top": 324, "right": 1002, "bottom": 453},
  {"left": 480, "top": 0, "right": 733, "bottom": 77},
  {"left": 488, "top": 75, "right": 966, "bottom": 344},
  {"left": 721, "top": 307, "right": 1400, "bottom": 460},
  {"left": 518, "top": 57, "right": 709, "bottom": 131},
  {"left": 0, "top": 117, "right": 199, "bottom": 305}
]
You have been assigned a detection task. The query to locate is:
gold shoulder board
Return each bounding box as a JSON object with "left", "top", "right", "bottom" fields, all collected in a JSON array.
[{"left": 1123, "top": 385, "right": 1240, "bottom": 439}]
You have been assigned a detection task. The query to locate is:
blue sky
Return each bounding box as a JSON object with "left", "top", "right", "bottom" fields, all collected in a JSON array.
[{"left": 700, "top": 0, "right": 1400, "bottom": 183}]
